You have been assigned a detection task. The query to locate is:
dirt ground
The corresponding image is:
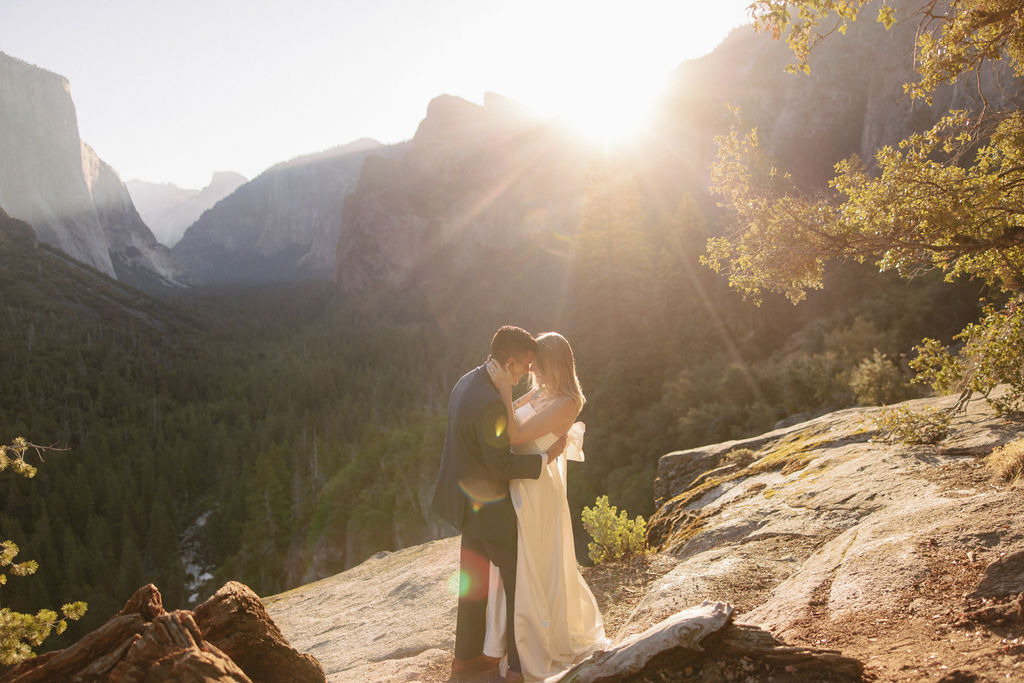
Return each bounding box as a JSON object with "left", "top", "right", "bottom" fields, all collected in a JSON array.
[{"left": 777, "top": 459, "right": 1024, "bottom": 682}]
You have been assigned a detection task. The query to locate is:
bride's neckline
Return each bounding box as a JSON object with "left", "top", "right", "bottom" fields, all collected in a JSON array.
[{"left": 528, "top": 388, "right": 561, "bottom": 410}]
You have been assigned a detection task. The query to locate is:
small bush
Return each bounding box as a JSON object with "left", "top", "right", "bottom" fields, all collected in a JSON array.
[
  {"left": 849, "top": 349, "right": 916, "bottom": 406},
  {"left": 722, "top": 448, "right": 756, "bottom": 467},
  {"left": 873, "top": 406, "right": 951, "bottom": 444},
  {"left": 986, "top": 439, "right": 1024, "bottom": 484},
  {"left": 581, "top": 495, "right": 647, "bottom": 565}
]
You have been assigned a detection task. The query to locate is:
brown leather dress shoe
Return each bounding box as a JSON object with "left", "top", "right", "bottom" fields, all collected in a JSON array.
[{"left": 450, "top": 653, "right": 500, "bottom": 677}]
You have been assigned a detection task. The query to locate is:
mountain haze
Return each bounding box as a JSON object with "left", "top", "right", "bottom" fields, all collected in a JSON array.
[
  {"left": 331, "top": 11, "right": 1024, "bottom": 299},
  {"left": 173, "top": 140, "right": 382, "bottom": 284},
  {"left": 0, "top": 52, "right": 190, "bottom": 291},
  {"left": 336, "top": 92, "right": 590, "bottom": 294},
  {"left": 127, "top": 172, "right": 247, "bottom": 247},
  {"left": 656, "top": 4, "right": 1024, "bottom": 187}
]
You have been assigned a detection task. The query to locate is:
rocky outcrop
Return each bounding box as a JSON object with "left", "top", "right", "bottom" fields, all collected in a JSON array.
[
  {"left": 173, "top": 140, "right": 382, "bottom": 284},
  {"left": 0, "top": 52, "right": 190, "bottom": 291},
  {"left": 0, "top": 583, "right": 323, "bottom": 683},
  {"left": 335, "top": 93, "right": 589, "bottom": 292},
  {"left": 193, "top": 581, "right": 324, "bottom": 682},
  {"left": 127, "top": 172, "right": 246, "bottom": 247},
  {"left": 635, "top": 390, "right": 1024, "bottom": 680}
]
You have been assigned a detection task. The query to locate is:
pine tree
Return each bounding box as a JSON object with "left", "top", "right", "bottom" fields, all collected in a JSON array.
[{"left": 0, "top": 439, "right": 86, "bottom": 666}]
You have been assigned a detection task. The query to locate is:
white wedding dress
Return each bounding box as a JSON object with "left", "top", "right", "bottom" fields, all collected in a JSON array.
[{"left": 483, "top": 401, "right": 609, "bottom": 682}]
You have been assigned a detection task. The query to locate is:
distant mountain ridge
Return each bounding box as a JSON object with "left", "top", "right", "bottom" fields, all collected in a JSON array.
[
  {"left": 127, "top": 171, "right": 247, "bottom": 247},
  {"left": 656, "top": 6, "right": 1024, "bottom": 188},
  {"left": 0, "top": 51, "right": 190, "bottom": 291},
  {"left": 336, "top": 92, "right": 590, "bottom": 293},
  {"left": 172, "top": 139, "right": 383, "bottom": 284},
  {"left": 329, "top": 9, "right": 1024, "bottom": 296}
]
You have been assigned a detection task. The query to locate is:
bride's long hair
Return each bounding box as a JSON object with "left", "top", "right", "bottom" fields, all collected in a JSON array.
[{"left": 530, "top": 332, "right": 586, "bottom": 409}]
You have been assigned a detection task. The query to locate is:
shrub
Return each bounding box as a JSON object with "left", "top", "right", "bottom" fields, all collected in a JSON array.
[
  {"left": 581, "top": 495, "right": 647, "bottom": 565},
  {"left": 986, "top": 438, "right": 1024, "bottom": 484},
  {"left": 722, "top": 448, "right": 756, "bottom": 467},
  {"left": 873, "top": 406, "right": 951, "bottom": 444},
  {"left": 849, "top": 349, "right": 916, "bottom": 406}
]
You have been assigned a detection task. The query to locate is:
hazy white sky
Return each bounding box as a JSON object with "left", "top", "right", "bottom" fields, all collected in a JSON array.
[{"left": 1, "top": 1, "right": 753, "bottom": 188}]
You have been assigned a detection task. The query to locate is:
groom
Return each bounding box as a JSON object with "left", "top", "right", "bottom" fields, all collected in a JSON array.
[{"left": 432, "top": 325, "right": 563, "bottom": 682}]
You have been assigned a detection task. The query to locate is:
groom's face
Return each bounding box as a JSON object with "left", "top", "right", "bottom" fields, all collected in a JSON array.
[{"left": 506, "top": 351, "right": 535, "bottom": 386}]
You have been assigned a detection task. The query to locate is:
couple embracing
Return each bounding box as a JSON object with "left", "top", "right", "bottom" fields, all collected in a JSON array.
[{"left": 431, "top": 325, "right": 609, "bottom": 682}]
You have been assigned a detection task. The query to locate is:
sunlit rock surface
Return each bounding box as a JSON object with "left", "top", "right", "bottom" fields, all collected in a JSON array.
[
  {"left": 0, "top": 51, "right": 190, "bottom": 291},
  {"left": 265, "top": 537, "right": 461, "bottom": 681}
]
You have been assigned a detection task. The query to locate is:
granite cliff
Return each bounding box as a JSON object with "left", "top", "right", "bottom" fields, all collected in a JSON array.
[
  {"left": 656, "top": 0, "right": 1024, "bottom": 188},
  {"left": 0, "top": 52, "right": 190, "bottom": 291},
  {"left": 173, "top": 140, "right": 382, "bottom": 284},
  {"left": 335, "top": 93, "right": 590, "bottom": 293},
  {"left": 127, "top": 172, "right": 247, "bottom": 247}
]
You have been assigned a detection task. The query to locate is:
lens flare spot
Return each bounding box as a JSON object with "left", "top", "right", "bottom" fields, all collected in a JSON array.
[
  {"left": 457, "top": 478, "right": 508, "bottom": 507},
  {"left": 448, "top": 569, "right": 467, "bottom": 597},
  {"left": 495, "top": 414, "right": 507, "bottom": 438},
  {"left": 457, "top": 548, "right": 491, "bottom": 601}
]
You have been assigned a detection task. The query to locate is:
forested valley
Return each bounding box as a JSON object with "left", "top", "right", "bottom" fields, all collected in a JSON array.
[{"left": 0, "top": 158, "right": 986, "bottom": 652}]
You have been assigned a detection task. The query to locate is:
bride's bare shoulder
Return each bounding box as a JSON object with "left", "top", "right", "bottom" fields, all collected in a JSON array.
[{"left": 532, "top": 392, "right": 576, "bottom": 416}]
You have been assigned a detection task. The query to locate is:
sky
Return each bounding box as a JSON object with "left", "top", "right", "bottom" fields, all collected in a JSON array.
[{"left": 0, "top": 1, "right": 753, "bottom": 189}]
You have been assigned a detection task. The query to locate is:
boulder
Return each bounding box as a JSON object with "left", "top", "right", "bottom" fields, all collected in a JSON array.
[
  {"left": 193, "top": 581, "right": 325, "bottom": 683},
  {"left": 108, "top": 611, "right": 251, "bottom": 682},
  {"left": 0, "top": 52, "right": 191, "bottom": 291}
]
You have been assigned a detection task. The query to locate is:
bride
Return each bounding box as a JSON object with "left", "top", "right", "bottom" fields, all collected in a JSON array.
[{"left": 484, "top": 332, "right": 609, "bottom": 682}]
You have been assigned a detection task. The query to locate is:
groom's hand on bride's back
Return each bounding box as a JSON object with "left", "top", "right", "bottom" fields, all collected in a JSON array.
[{"left": 545, "top": 436, "right": 567, "bottom": 465}]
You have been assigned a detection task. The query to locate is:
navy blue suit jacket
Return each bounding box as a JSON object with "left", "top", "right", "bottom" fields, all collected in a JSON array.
[{"left": 431, "top": 365, "right": 543, "bottom": 544}]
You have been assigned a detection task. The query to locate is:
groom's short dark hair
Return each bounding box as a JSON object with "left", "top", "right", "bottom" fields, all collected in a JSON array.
[{"left": 490, "top": 325, "right": 537, "bottom": 364}]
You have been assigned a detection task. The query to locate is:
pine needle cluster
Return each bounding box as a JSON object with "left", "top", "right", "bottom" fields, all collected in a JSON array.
[{"left": 0, "top": 438, "right": 87, "bottom": 666}]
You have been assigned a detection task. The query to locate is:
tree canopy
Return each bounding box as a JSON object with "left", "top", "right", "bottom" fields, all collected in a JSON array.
[{"left": 707, "top": 0, "right": 1024, "bottom": 410}]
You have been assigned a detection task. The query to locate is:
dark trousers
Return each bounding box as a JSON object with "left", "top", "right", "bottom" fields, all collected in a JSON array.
[{"left": 455, "top": 530, "right": 521, "bottom": 673}]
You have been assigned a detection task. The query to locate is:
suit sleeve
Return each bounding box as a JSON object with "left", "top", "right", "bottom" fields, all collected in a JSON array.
[{"left": 474, "top": 399, "right": 543, "bottom": 481}]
